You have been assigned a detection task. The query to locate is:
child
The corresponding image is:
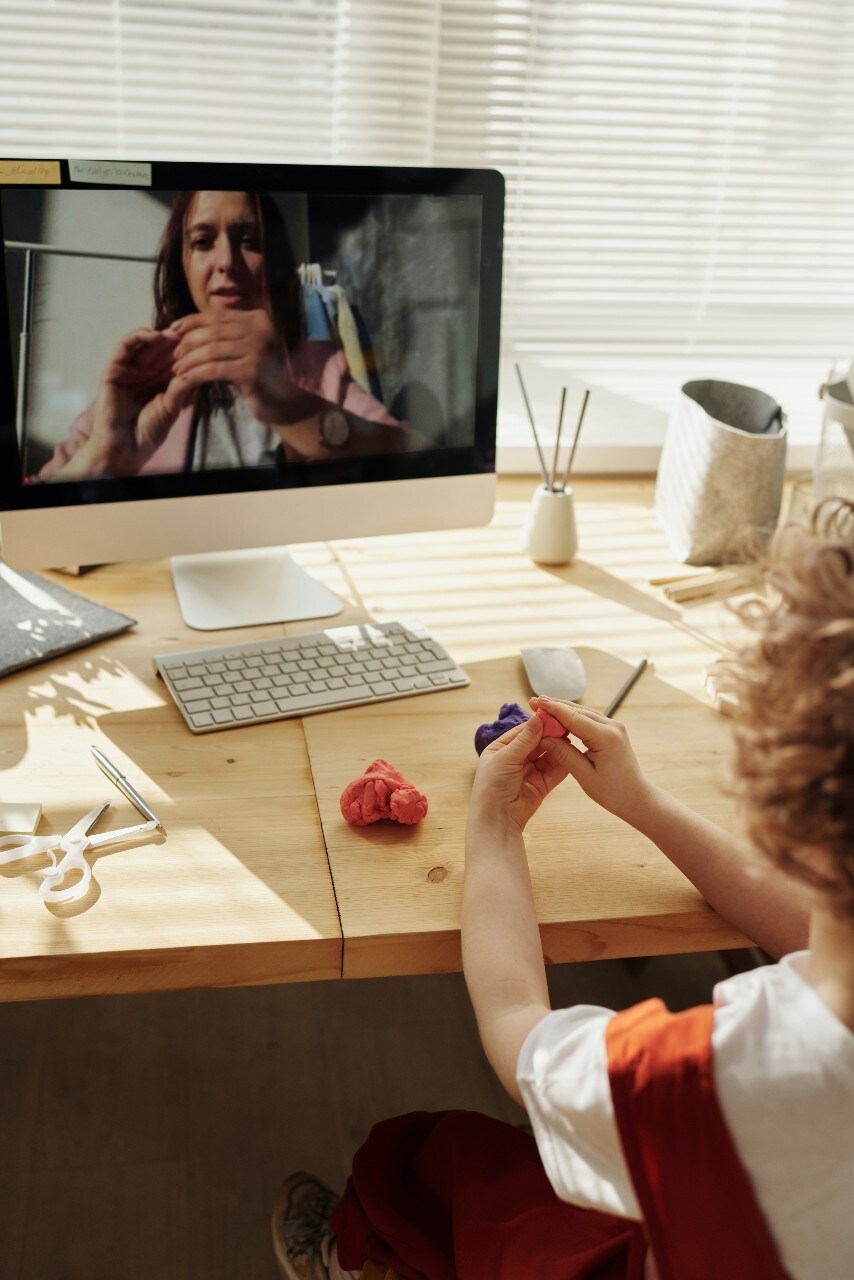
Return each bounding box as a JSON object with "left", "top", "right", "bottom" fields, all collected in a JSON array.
[{"left": 274, "top": 500, "right": 854, "bottom": 1280}]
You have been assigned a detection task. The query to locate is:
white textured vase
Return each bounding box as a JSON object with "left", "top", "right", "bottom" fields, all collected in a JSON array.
[{"left": 522, "top": 486, "right": 578, "bottom": 565}]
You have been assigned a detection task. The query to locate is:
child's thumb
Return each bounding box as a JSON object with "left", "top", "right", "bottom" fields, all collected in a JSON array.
[{"left": 503, "top": 713, "right": 543, "bottom": 759}]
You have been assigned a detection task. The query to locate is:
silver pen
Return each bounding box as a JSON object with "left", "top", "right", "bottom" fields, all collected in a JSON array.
[{"left": 90, "top": 745, "right": 165, "bottom": 832}]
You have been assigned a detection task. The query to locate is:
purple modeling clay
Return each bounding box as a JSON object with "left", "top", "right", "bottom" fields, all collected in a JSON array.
[{"left": 474, "top": 702, "right": 530, "bottom": 755}]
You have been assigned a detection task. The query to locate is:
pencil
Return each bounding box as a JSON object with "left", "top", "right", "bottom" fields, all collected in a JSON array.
[
  {"left": 603, "top": 657, "right": 648, "bottom": 718},
  {"left": 514, "top": 363, "right": 550, "bottom": 488}
]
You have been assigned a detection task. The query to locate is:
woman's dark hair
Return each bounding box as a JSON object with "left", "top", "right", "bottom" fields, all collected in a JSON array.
[{"left": 153, "top": 190, "right": 302, "bottom": 351}]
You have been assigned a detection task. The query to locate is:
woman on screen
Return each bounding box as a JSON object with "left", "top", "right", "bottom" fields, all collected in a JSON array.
[{"left": 37, "top": 190, "right": 424, "bottom": 480}]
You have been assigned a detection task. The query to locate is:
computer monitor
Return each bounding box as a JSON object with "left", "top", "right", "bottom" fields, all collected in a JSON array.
[{"left": 0, "top": 161, "right": 502, "bottom": 628}]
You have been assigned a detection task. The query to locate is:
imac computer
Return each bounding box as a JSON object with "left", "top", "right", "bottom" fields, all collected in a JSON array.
[{"left": 0, "top": 161, "right": 503, "bottom": 629}]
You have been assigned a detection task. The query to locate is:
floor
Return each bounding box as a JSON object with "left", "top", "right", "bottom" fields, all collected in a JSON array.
[{"left": 0, "top": 949, "right": 755, "bottom": 1279}]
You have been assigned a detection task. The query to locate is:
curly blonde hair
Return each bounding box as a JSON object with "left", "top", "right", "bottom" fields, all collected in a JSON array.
[{"left": 724, "top": 499, "right": 854, "bottom": 919}]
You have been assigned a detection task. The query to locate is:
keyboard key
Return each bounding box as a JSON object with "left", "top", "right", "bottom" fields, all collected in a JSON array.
[
  {"left": 369, "top": 680, "right": 397, "bottom": 695},
  {"left": 252, "top": 700, "right": 278, "bottom": 716},
  {"left": 419, "top": 658, "right": 455, "bottom": 674},
  {"left": 186, "top": 698, "right": 213, "bottom": 713},
  {"left": 212, "top": 708, "right": 234, "bottom": 723},
  {"left": 190, "top": 712, "right": 214, "bottom": 727}
]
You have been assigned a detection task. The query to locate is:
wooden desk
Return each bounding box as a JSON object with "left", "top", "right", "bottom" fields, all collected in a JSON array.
[{"left": 0, "top": 479, "right": 750, "bottom": 1001}]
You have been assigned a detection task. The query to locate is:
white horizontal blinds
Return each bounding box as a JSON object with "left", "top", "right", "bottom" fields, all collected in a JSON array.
[
  {"left": 0, "top": 0, "right": 342, "bottom": 160},
  {"left": 432, "top": 0, "right": 854, "bottom": 443},
  {"left": 3, "top": 0, "right": 853, "bottom": 448},
  {"left": 329, "top": 3, "right": 442, "bottom": 164}
]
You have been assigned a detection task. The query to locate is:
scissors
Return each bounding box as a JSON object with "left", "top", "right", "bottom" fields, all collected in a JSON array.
[{"left": 0, "top": 802, "right": 157, "bottom": 904}]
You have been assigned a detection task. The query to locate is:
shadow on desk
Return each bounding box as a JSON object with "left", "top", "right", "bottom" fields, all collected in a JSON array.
[
  {"left": 539, "top": 556, "right": 682, "bottom": 627},
  {"left": 0, "top": 648, "right": 130, "bottom": 767}
]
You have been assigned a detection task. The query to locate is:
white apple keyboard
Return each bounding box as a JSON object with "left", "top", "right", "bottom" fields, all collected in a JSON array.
[{"left": 154, "top": 619, "right": 469, "bottom": 733}]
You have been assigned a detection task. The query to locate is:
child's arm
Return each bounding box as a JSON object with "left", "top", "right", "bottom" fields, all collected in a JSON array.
[
  {"left": 462, "top": 713, "right": 564, "bottom": 1105},
  {"left": 532, "top": 696, "right": 811, "bottom": 959}
]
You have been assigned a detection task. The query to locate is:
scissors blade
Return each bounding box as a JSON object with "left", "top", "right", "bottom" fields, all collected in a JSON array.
[
  {"left": 86, "top": 819, "right": 157, "bottom": 849},
  {"left": 64, "top": 801, "right": 111, "bottom": 844}
]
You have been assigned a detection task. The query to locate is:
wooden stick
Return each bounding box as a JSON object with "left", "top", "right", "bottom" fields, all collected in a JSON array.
[
  {"left": 514, "top": 363, "right": 549, "bottom": 487},
  {"left": 648, "top": 572, "right": 710, "bottom": 587},
  {"left": 662, "top": 567, "right": 759, "bottom": 603},
  {"left": 557, "top": 388, "right": 590, "bottom": 490},
  {"left": 549, "top": 387, "right": 567, "bottom": 491}
]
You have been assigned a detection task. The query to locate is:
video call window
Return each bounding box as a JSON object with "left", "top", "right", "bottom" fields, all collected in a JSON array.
[{"left": 1, "top": 186, "right": 484, "bottom": 484}]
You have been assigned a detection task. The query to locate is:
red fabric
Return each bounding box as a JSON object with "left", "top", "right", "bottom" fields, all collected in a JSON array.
[
  {"left": 606, "top": 999, "right": 790, "bottom": 1280},
  {"left": 331, "top": 1110, "right": 647, "bottom": 1280}
]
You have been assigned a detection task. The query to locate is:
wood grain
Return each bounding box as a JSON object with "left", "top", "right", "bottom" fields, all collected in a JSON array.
[
  {"left": 0, "top": 478, "right": 756, "bottom": 998},
  {"left": 303, "top": 648, "right": 750, "bottom": 978},
  {"left": 0, "top": 551, "right": 343, "bottom": 1001}
]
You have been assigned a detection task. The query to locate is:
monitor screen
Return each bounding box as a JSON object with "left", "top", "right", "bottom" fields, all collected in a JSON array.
[
  {"left": 0, "top": 162, "right": 502, "bottom": 507},
  {"left": 0, "top": 161, "right": 502, "bottom": 626}
]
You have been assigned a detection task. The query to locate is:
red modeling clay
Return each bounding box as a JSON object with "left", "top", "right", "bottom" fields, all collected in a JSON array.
[
  {"left": 536, "top": 707, "right": 567, "bottom": 738},
  {"left": 340, "top": 759, "right": 429, "bottom": 827}
]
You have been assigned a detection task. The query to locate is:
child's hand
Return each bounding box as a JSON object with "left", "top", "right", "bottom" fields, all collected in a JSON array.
[
  {"left": 530, "top": 697, "right": 655, "bottom": 825},
  {"left": 469, "top": 712, "right": 571, "bottom": 834}
]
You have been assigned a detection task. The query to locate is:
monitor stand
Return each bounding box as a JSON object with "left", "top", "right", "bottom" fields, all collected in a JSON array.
[{"left": 170, "top": 546, "right": 343, "bottom": 631}]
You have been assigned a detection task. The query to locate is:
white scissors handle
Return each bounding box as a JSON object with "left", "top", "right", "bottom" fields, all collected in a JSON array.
[
  {"left": 0, "top": 803, "right": 110, "bottom": 870},
  {"left": 39, "top": 820, "right": 158, "bottom": 904},
  {"left": 2, "top": 802, "right": 159, "bottom": 906},
  {"left": 40, "top": 841, "right": 92, "bottom": 905},
  {"left": 0, "top": 833, "right": 58, "bottom": 866}
]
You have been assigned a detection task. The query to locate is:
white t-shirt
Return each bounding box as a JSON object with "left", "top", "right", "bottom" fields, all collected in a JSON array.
[{"left": 517, "top": 952, "right": 854, "bottom": 1280}]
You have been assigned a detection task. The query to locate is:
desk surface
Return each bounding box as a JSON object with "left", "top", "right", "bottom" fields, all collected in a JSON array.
[{"left": 0, "top": 478, "right": 750, "bottom": 1001}]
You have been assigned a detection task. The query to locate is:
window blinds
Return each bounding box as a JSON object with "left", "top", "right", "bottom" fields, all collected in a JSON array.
[{"left": 3, "top": 0, "right": 852, "bottom": 464}]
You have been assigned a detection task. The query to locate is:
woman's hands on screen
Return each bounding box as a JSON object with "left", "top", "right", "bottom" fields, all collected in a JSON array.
[
  {"left": 87, "top": 327, "right": 194, "bottom": 476},
  {"left": 171, "top": 309, "right": 294, "bottom": 423}
]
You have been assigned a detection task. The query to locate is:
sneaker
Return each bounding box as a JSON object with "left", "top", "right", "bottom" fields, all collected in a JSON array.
[{"left": 272, "top": 1171, "right": 339, "bottom": 1280}]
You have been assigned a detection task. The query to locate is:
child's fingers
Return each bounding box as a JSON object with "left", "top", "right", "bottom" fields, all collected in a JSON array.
[
  {"left": 538, "top": 734, "right": 592, "bottom": 782},
  {"left": 529, "top": 697, "right": 612, "bottom": 747},
  {"left": 530, "top": 695, "right": 610, "bottom": 725},
  {"left": 494, "top": 711, "right": 544, "bottom": 761}
]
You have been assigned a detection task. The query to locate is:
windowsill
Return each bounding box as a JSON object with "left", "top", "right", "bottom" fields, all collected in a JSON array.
[{"left": 497, "top": 441, "right": 817, "bottom": 476}]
